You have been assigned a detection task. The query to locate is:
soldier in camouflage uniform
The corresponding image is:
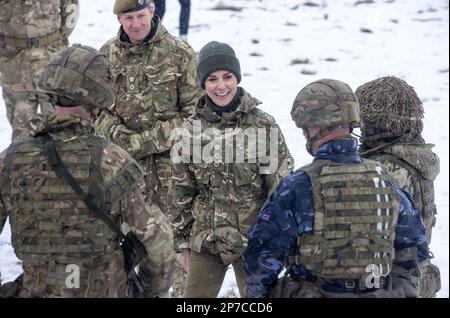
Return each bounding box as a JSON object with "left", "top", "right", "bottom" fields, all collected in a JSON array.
[
  {"left": 94, "top": 0, "right": 200, "bottom": 298},
  {"left": 244, "top": 79, "right": 431, "bottom": 298},
  {"left": 0, "top": 44, "right": 175, "bottom": 298},
  {"left": 0, "top": 0, "right": 79, "bottom": 140},
  {"left": 95, "top": 0, "right": 200, "bottom": 207},
  {"left": 356, "top": 76, "right": 441, "bottom": 298},
  {"left": 169, "top": 41, "right": 294, "bottom": 298}
]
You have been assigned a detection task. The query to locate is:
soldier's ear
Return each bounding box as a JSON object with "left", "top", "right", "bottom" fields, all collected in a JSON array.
[{"left": 149, "top": 4, "right": 155, "bottom": 16}]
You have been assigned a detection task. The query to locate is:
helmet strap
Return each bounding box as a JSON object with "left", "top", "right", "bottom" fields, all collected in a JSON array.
[{"left": 304, "top": 125, "right": 350, "bottom": 156}]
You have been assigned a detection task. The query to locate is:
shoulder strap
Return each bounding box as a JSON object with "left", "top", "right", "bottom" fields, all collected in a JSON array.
[
  {"left": 42, "top": 134, "right": 148, "bottom": 297},
  {"left": 42, "top": 134, "right": 123, "bottom": 239}
]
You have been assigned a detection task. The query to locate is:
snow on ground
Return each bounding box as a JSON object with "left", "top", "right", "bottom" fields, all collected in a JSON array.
[{"left": 0, "top": 0, "right": 448, "bottom": 297}]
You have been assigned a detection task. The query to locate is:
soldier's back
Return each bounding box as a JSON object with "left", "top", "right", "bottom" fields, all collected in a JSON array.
[{"left": 1, "top": 132, "right": 133, "bottom": 297}]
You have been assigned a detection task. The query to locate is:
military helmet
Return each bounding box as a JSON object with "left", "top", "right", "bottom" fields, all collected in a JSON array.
[
  {"left": 356, "top": 76, "right": 424, "bottom": 141},
  {"left": 291, "top": 79, "right": 360, "bottom": 130},
  {"left": 37, "top": 44, "right": 114, "bottom": 111}
]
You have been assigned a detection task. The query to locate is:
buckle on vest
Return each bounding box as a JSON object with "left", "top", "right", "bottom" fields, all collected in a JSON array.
[
  {"left": 27, "top": 37, "right": 40, "bottom": 48},
  {"left": 344, "top": 280, "right": 356, "bottom": 289}
]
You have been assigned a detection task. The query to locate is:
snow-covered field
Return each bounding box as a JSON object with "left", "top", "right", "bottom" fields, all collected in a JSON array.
[{"left": 0, "top": 0, "right": 448, "bottom": 298}]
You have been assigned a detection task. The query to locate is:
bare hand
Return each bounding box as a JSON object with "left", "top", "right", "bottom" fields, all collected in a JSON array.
[{"left": 180, "top": 249, "right": 191, "bottom": 271}]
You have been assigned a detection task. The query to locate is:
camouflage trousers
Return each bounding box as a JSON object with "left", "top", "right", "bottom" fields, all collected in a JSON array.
[
  {"left": 413, "top": 260, "right": 441, "bottom": 298},
  {"left": 169, "top": 253, "right": 188, "bottom": 298},
  {"left": 183, "top": 251, "right": 246, "bottom": 298},
  {"left": 0, "top": 41, "right": 66, "bottom": 140}
]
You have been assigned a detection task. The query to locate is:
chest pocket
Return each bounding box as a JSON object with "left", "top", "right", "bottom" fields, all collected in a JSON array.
[
  {"left": 233, "top": 163, "right": 262, "bottom": 200},
  {"left": 192, "top": 164, "right": 210, "bottom": 183},
  {"left": 123, "top": 65, "right": 142, "bottom": 95},
  {"left": 234, "top": 163, "right": 254, "bottom": 186},
  {"left": 145, "top": 67, "right": 180, "bottom": 112},
  {"left": 190, "top": 163, "right": 210, "bottom": 194}
]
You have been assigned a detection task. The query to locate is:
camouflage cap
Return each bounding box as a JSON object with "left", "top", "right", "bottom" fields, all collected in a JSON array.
[
  {"left": 36, "top": 44, "right": 114, "bottom": 112},
  {"left": 291, "top": 79, "right": 360, "bottom": 129},
  {"left": 356, "top": 76, "right": 424, "bottom": 140},
  {"left": 113, "top": 0, "right": 153, "bottom": 15}
]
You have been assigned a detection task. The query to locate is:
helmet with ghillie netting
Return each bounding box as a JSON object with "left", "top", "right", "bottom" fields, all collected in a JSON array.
[{"left": 355, "top": 76, "right": 424, "bottom": 144}]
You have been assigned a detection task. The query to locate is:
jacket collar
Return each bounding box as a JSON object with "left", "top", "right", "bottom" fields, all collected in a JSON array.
[
  {"left": 117, "top": 17, "right": 167, "bottom": 52},
  {"left": 314, "top": 137, "right": 362, "bottom": 163},
  {"left": 196, "top": 87, "right": 261, "bottom": 124}
]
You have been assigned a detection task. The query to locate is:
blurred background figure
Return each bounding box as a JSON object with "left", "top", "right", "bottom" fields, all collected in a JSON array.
[
  {"left": 0, "top": 0, "right": 79, "bottom": 141},
  {"left": 154, "top": 0, "right": 191, "bottom": 42}
]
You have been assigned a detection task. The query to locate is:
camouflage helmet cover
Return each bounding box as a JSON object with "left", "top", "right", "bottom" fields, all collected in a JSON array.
[
  {"left": 356, "top": 76, "right": 424, "bottom": 140},
  {"left": 291, "top": 79, "right": 360, "bottom": 130},
  {"left": 37, "top": 44, "right": 114, "bottom": 111}
]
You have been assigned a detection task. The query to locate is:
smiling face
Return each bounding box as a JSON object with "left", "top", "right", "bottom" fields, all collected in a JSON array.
[
  {"left": 118, "top": 6, "right": 154, "bottom": 44},
  {"left": 204, "top": 70, "right": 238, "bottom": 107}
]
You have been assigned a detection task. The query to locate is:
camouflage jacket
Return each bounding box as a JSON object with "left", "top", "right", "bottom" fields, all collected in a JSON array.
[
  {"left": 95, "top": 18, "right": 201, "bottom": 159},
  {"left": 360, "top": 141, "right": 440, "bottom": 243},
  {"left": 0, "top": 112, "right": 175, "bottom": 297},
  {"left": 169, "top": 88, "right": 294, "bottom": 265},
  {"left": 0, "top": 0, "right": 78, "bottom": 40}
]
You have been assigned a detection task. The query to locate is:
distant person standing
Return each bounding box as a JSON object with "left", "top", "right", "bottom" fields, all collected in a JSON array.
[
  {"left": 154, "top": 0, "right": 191, "bottom": 42},
  {"left": 0, "top": 0, "right": 79, "bottom": 140}
]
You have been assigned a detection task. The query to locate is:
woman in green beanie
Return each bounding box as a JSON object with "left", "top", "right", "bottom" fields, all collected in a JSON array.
[{"left": 169, "top": 41, "right": 294, "bottom": 297}]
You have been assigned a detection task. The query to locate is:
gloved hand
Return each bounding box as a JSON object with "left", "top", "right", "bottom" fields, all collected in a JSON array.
[
  {"left": 112, "top": 125, "right": 134, "bottom": 139},
  {"left": 111, "top": 125, "right": 134, "bottom": 150},
  {"left": 128, "top": 133, "right": 146, "bottom": 159}
]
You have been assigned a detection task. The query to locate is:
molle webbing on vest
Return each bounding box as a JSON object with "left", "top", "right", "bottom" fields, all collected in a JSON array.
[
  {"left": 295, "top": 159, "right": 399, "bottom": 285},
  {"left": 10, "top": 136, "right": 117, "bottom": 262},
  {"left": 368, "top": 152, "right": 436, "bottom": 240}
]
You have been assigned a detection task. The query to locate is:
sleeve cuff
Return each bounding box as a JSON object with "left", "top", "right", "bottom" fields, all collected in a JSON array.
[{"left": 175, "top": 240, "right": 190, "bottom": 253}]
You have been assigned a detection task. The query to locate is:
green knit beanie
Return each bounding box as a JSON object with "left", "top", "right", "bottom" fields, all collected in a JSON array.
[{"left": 197, "top": 41, "right": 241, "bottom": 89}]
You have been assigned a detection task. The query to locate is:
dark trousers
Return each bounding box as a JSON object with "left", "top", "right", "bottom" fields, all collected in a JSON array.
[{"left": 154, "top": 0, "right": 191, "bottom": 36}]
